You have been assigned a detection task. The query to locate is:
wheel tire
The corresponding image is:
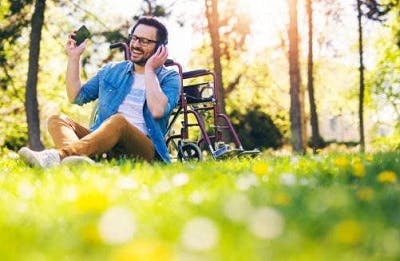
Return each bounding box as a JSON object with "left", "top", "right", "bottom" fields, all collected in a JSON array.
[{"left": 178, "top": 143, "right": 202, "bottom": 162}]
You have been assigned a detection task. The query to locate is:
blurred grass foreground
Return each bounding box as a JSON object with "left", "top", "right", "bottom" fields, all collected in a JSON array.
[{"left": 1, "top": 148, "right": 400, "bottom": 260}]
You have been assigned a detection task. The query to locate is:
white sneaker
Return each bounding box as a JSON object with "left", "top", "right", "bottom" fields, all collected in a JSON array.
[
  {"left": 61, "top": 155, "right": 96, "bottom": 166},
  {"left": 18, "top": 147, "right": 61, "bottom": 168}
]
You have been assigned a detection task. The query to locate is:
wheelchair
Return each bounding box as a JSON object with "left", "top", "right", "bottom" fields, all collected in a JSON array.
[{"left": 91, "top": 42, "right": 259, "bottom": 161}]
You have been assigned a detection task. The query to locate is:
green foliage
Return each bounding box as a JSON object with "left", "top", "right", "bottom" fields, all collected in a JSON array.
[
  {"left": 361, "top": 0, "right": 399, "bottom": 22},
  {"left": 0, "top": 0, "right": 33, "bottom": 89},
  {"left": 371, "top": 133, "right": 400, "bottom": 151},
  {"left": 369, "top": 5, "right": 400, "bottom": 122},
  {"left": 0, "top": 87, "right": 27, "bottom": 149},
  {"left": 230, "top": 106, "right": 284, "bottom": 150},
  {"left": 133, "top": 0, "right": 171, "bottom": 19},
  {"left": 2, "top": 121, "right": 28, "bottom": 151},
  {"left": 1, "top": 149, "right": 400, "bottom": 259},
  {"left": 0, "top": 1, "right": 31, "bottom": 148},
  {"left": 0, "top": 120, "right": 28, "bottom": 151},
  {"left": 370, "top": 119, "right": 400, "bottom": 151}
]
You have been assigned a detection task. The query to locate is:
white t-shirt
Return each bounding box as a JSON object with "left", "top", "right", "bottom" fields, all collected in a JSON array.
[{"left": 118, "top": 73, "right": 147, "bottom": 135}]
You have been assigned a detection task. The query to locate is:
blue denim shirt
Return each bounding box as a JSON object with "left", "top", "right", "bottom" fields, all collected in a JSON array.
[{"left": 73, "top": 60, "right": 180, "bottom": 163}]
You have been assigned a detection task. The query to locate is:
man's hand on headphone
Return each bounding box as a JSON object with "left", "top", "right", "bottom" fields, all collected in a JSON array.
[{"left": 145, "top": 45, "right": 168, "bottom": 71}]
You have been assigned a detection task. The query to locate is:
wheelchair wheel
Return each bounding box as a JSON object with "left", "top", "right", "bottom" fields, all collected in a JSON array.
[{"left": 178, "top": 143, "right": 202, "bottom": 162}]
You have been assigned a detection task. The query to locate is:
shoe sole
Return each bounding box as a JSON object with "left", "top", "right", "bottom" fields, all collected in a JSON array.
[{"left": 61, "top": 156, "right": 96, "bottom": 166}]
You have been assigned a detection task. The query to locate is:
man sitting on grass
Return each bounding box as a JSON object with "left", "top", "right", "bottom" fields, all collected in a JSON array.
[{"left": 19, "top": 16, "right": 180, "bottom": 168}]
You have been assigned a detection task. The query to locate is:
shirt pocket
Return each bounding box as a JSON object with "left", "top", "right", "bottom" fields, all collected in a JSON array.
[{"left": 98, "top": 78, "right": 121, "bottom": 114}]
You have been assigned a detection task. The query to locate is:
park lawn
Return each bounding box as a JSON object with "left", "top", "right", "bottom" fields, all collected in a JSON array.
[{"left": 0, "top": 148, "right": 399, "bottom": 260}]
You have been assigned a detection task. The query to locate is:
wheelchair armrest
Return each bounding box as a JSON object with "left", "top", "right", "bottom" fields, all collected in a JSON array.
[
  {"left": 183, "top": 69, "right": 211, "bottom": 79},
  {"left": 185, "top": 95, "right": 213, "bottom": 104}
]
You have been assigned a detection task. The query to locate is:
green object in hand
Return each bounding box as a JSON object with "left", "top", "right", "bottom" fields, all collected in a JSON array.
[{"left": 73, "top": 25, "right": 90, "bottom": 46}]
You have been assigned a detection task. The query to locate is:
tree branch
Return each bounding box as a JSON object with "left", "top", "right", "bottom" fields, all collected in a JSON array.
[{"left": 225, "top": 74, "right": 242, "bottom": 95}]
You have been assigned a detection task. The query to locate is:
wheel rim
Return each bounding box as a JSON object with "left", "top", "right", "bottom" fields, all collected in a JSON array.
[{"left": 179, "top": 143, "right": 202, "bottom": 161}]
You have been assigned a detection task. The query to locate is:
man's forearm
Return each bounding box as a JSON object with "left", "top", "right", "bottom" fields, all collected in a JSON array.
[
  {"left": 145, "top": 71, "right": 168, "bottom": 118},
  {"left": 66, "top": 57, "right": 82, "bottom": 103}
]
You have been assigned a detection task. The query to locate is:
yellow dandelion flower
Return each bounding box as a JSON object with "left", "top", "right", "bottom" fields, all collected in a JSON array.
[
  {"left": 352, "top": 162, "right": 365, "bottom": 178},
  {"left": 111, "top": 239, "right": 174, "bottom": 261},
  {"left": 356, "top": 187, "right": 374, "bottom": 201},
  {"left": 377, "top": 170, "right": 397, "bottom": 184},
  {"left": 252, "top": 161, "right": 269, "bottom": 176},
  {"left": 366, "top": 155, "right": 374, "bottom": 162},
  {"left": 333, "top": 156, "right": 349, "bottom": 168},
  {"left": 76, "top": 189, "right": 108, "bottom": 213},
  {"left": 332, "top": 219, "right": 363, "bottom": 245}
]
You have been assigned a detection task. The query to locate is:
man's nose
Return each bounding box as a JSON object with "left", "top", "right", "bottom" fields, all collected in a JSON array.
[{"left": 131, "top": 39, "right": 141, "bottom": 48}]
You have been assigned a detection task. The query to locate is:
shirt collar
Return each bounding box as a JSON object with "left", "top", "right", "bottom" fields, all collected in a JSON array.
[
  {"left": 124, "top": 61, "right": 163, "bottom": 75},
  {"left": 125, "top": 62, "right": 133, "bottom": 75}
]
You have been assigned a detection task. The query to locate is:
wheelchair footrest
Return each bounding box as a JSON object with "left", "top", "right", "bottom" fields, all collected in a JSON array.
[
  {"left": 212, "top": 143, "right": 261, "bottom": 159},
  {"left": 213, "top": 148, "right": 242, "bottom": 159},
  {"left": 237, "top": 148, "right": 261, "bottom": 158}
]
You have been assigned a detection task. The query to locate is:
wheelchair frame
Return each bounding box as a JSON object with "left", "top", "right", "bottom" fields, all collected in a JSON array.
[{"left": 106, "top": 42, "right": 259, "bottom": 161}]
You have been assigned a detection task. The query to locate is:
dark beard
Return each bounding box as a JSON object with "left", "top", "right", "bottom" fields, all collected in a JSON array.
[
  {"left": 133, "top": 58, "right": 148, "bottom": 66},
  {"left": 131, "top": 47, "right": 156, "bottom": 66}
]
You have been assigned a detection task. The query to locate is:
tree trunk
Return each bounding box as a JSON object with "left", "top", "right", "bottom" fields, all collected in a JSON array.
[
  {"left": 25, "top": 0, "right": 46, "bottom": 150},
  {"left": 357, "top": 0, "right": 365, "bottom": 152},
  {"left": 205, "top": 0, "right": 226, "bottom": 115},
  {"left": 306, "top": 0, "right": 324, "bottom": 153},
  {"left": 288, "top": 0, "right": 306, "bottom": 154}
]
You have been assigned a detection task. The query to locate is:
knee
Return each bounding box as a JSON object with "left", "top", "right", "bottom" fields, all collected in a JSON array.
[
  {"left": 102, "top": 114, "right": 130, "bottom": 132},
  {"left": 47, "top": 114, "right": 67, "bottom": 132},
  {"left": 108, "top": 114, "right": 129, "bottom": 125}
]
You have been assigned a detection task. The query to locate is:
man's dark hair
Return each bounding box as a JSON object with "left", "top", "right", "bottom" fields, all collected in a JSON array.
[{"left": 129, "top": 16, "right": 168, "bottom": 45}]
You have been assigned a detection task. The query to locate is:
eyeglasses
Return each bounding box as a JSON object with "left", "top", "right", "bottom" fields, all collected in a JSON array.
[{"left": 130, "top": 35, "right": 158, "bottom": 46}]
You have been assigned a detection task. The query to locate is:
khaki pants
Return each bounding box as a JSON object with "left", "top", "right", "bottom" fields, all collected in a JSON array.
[{"left": 47, "top": 114, "right": 155, "bottom": 162}]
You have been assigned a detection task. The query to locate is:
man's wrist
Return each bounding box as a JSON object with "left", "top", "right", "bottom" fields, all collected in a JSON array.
[
  {"left": 145, "top": 65, "right": 156, "bottom": 74},
  {"left": 68, "top": 56, "right": 80, "bottom": 63}
]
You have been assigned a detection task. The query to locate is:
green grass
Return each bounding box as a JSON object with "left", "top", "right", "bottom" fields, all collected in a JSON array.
[{"left": 1, "top": 149, "right": 400, "bottom": 260}]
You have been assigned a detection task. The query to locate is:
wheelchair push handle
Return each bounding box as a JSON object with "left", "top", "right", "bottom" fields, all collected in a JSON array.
[{"left": 109, "top": 42, "right": 130, "bottom": 60}]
